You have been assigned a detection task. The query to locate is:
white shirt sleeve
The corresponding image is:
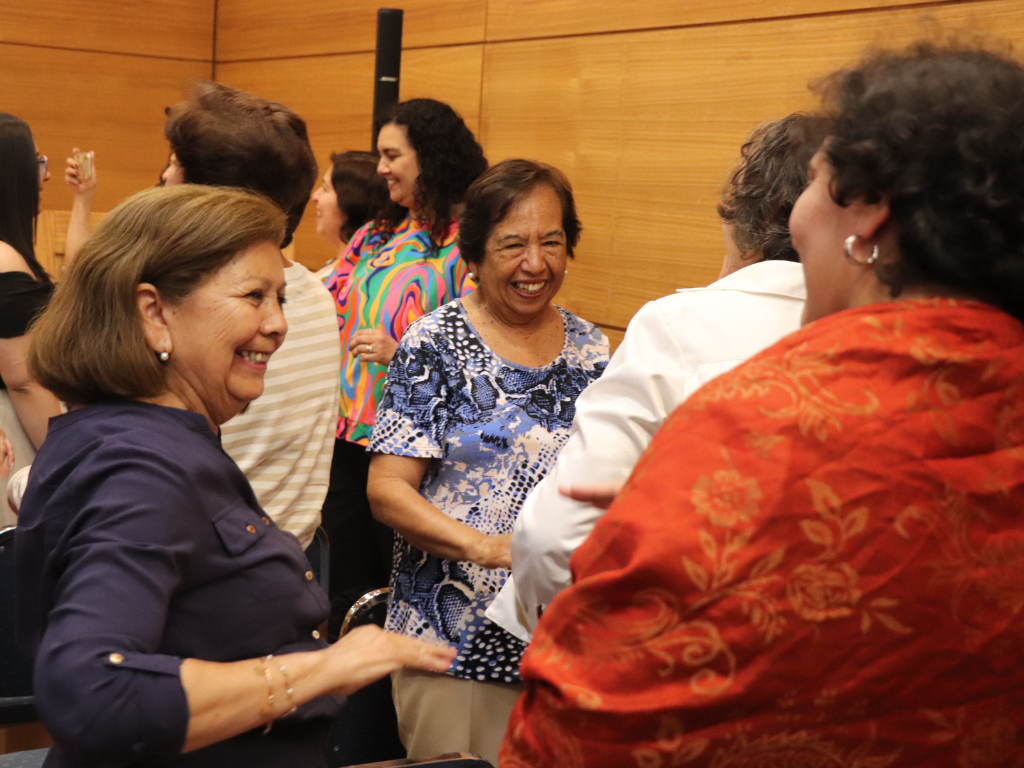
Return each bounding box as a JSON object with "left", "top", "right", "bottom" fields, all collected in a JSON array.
[{"left": 488, "top": 299, "right": 695, "bottom": 639}]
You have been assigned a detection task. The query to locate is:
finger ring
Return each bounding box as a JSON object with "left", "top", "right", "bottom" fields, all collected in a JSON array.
[{"left": 366, "top": 345, "right": 373, "bottom": 354}]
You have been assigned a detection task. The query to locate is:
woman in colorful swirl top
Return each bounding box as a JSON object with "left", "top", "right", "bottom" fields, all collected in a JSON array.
[
  {"left": 368, "top": 160, "right": 609, "bottom": 764},
  {"left": 503, "top": 43, "right": 1024, "bottom": 768},
  {"left": 321, "top": 99, "right": 487, "bottom": 620}
]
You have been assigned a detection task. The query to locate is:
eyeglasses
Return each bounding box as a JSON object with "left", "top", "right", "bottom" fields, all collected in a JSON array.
[{"left": 37, "top": 154, "right": 48, "bottom": 180}]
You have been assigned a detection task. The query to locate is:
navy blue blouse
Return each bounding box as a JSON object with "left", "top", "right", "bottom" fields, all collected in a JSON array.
[{"left": 15, "top": 401, "right": 341, "bottom": 767}]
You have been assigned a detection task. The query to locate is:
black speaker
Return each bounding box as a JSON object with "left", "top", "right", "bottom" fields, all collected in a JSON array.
[{"left": 372, "top": 8, "right": 404, "bottom": 149}]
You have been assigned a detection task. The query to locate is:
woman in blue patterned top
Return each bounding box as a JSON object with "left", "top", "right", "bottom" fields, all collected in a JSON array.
[{"left": 368, "top": 160, "right": 609, "bottom": 763}]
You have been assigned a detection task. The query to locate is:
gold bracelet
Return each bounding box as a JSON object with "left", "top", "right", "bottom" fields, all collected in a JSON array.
[
  {"left": 259, "top": 654, "right": 275, "bottom": 734},
  {"left": 276, "top": 658, "right": 297, "bottom": 714}
]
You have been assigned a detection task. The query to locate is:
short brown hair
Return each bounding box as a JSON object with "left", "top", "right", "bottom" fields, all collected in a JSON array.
[
  {"left": 458, "top": 159, "right": 581, "bottom": 266},
  {"left": 717, "top": 113, "right": 832, "bottom": 262},
  {"left": 165, "top": 81, "right": 317, "bottom": 248},
  {"left": 29, "top": 185, "right": 286, "bottom": 406},
  {"left": 329, "top": 150, "right": 389, "bottom": 243}
]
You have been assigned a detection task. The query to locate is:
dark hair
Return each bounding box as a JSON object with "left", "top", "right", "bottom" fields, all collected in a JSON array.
[
  {"left": 29, "top": 185, "right": 285, "bottom": 406},
  {"left": 0, "top": 113, "right": 50, "bottom": 283},
  {"left": 377, "top": 98, "right": 488, "bottom": 249},
  {"left": 330, "top": 150, "right": 389, "bottom": 243},
  {"left": 164, "top": 81, "right": 317, "bottom": 248},
  {"left": 458, "top": 159, "right": 581, "bottom": 266},
  {"left": 717, "top": 113, "right": 832, "bottom": 263},
  {"left": 817, "top": 42, "right": 1024, "bottom": 320}
]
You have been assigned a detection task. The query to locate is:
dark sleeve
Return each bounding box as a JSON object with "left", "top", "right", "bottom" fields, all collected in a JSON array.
[
  {"left": 30, "top": 444, "right": 193, "bottom": 764},
  {"left": 0, "top": 272, "right": 52, "bottom": 338}
]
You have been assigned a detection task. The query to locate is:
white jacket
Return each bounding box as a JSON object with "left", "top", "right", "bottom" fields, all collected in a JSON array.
[{"left": 487, "top": 259, "right": 807, "bottom": 640}]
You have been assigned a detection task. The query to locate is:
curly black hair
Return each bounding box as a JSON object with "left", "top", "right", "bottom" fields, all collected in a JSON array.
[
  {"left": 817, "top": 41, "right": 1024, "bottom": 321},
  {"left": 717, "top": 113, "right": 832, "bottom": 262},
  {"left": 375, "top": 98, "right": 488, "bottom": 250}
]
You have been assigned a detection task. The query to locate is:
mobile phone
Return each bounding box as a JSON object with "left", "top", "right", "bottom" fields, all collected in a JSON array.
[{"left": 74, "top": 151, "right": 93, "bottom": 182}]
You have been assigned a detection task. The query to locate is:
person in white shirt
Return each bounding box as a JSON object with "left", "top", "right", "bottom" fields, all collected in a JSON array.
[{"left": 488, "top": 113, "right": 832, "bottom": 639}]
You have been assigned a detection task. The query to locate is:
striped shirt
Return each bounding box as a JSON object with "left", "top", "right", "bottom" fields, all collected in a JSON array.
[
  {"left": 323, "top": 216, "right": 475, "bottom": 446},
  {"left": 220, "top": 261, "right": 341, "bottom": 547}
]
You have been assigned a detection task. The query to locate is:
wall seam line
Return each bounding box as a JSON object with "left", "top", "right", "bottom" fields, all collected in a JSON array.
[
  {"left": 0, "top": 39, "right": 209, "bottom": 63},
  {"left": 211, "top": 0, "right": 220, "bottom": 79}
]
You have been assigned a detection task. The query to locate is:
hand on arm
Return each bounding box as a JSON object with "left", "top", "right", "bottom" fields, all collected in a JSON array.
[
  {"left": 368, "top": 453, "right": 512, "bottom": 569},
  {"left": 0, "top": 335, "right": 62, "bottom": 449},
  {"left": 349, "top": 327, "right": 399, "bottom": 367},
  {"left": 180, "top": 625, "right": 454, "bottom": 752},
  {"left": 64, "top": 149, "right": 97, "bottom": 265}
]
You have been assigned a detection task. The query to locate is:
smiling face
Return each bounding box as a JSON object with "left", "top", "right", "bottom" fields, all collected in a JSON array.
[
  {"left": 161, "top": 240, "right": 288, "bottom": 427},
  {"left": 474, "top": 184, "right": 568, "bottom": 327},
  {"left": 376, "top": 123, "right": 420, "bottom": 213},
  {"left": 312, "top": 167, "right": 346, "bottom": 246}
]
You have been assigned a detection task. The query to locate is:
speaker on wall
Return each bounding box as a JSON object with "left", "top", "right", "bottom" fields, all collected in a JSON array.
[{"left": 372, "top": 8, "right": 404, "bottom": 149}]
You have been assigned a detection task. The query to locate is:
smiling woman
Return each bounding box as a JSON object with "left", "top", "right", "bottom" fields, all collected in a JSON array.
[
  {"left": 365, "top": 159, "right": 608, "bottom": 764},
  {"left": 17, "top": 184, "right": 456, "bottom": 768}
]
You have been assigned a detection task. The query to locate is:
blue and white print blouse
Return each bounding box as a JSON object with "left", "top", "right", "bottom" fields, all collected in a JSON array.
[{"left": 370, "top": 299, "right": 609, "bottom": 682}]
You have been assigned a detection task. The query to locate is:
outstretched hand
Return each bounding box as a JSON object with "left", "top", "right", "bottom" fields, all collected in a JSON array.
[
  {"left": 324, "top": 625, "right": 455, "bottom": 697},
  {"left": 558, "top": 481, "right": 625, "bottom": 510}
]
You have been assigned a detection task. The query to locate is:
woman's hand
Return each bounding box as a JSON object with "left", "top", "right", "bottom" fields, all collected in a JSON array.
[
  {"left": 65, "top": 149, "right": 97, "bottom": 198},
  {"left": 349, "top": 328, "right": 398, "bottom": 367},
  {"left": 322, "top": 625, "right": 455, "bottom": 697},
  {"left": 466, "top": 532, "right": 512, "bottom": 570},
  {"left": 0, "top": 429, "right": 13, "bottom": 475},
  {"left": 559, "top": 481, "right": 625, "bottom": 510}
]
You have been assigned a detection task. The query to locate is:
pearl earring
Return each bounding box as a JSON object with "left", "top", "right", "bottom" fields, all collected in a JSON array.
[{"left": 158, "top": 351, "right": 170, "bottom": 362}]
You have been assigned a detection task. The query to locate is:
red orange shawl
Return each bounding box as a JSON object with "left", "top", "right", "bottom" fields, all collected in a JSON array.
[{"left": 502, "top": 300, "right": 1024, "bottom": 768}]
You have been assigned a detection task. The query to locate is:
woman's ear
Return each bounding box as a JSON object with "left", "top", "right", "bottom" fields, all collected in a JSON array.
[
  {"left": 849, "top": 197, "right": 891, "bottom": 244},
  {"left": 137, "top": 283, "right": 172, "bottom": 358}
]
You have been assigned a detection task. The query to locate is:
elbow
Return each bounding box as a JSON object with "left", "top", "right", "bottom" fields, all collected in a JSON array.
[{"left": 365, "top": 473, "right": 390, "bottom": 525}]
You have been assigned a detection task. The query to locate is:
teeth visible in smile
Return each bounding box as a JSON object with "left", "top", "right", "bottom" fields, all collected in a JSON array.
[
  {"left": 514, "top": 282, "right": 544, "bottom": 295},
  {"left": 240, "top": 351, "right": 270, "bottom": 364}
]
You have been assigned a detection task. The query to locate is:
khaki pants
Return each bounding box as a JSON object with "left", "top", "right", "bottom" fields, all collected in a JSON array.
[{"left": 391, "top": 668, "right": 525, "bottom": 766}]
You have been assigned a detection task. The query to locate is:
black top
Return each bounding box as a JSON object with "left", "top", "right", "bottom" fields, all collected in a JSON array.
[
  {"left": 16, "top": 401, "right": 342, "bottom": 767},
  {"left": 0, "top": 270, "right": 53, "bottom": 389}
]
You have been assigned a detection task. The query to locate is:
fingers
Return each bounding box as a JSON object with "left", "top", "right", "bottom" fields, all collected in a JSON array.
[
  {"left": 558, "top": 481, "right": 625, "bottom": 509},
  {"left": 392, "top": 633, "right": 456, "bottom": 673}
]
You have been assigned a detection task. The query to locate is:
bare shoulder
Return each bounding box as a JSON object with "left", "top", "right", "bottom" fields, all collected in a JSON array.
[{"left": 0, "top": 242, "right": 32, "bottom": 275}]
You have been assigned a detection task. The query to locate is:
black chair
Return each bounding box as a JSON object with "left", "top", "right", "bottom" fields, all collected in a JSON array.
[
  {"left": 0, "top": 526, "right": 37, "bottom": 726},
  {"left": 304, "top": 525, "right": 331, "bottom": 594},
  {"left": 346, "top": 754, "right": 493, "bottom": 767}
]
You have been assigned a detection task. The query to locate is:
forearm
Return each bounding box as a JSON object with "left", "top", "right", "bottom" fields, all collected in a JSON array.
[
  {"left": 8, "top": 382, "right": 62, "bottom": 449},
  {"left": 369, "top": 473, "right": 484, "bottom": 562},
  {"left": 64, "top": 193, "right": 94, "bottom": 266},
  {"left": 181, "top": 651, "right": 327, "bottom": 752}
]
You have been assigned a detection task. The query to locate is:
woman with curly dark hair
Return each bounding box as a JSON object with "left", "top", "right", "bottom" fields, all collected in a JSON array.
[
  {"left": 321, "top": 99, "right": 486, "bottom": 630},
  {"left": 504, "top": 41, "right": 1024, "bottom": 768}
]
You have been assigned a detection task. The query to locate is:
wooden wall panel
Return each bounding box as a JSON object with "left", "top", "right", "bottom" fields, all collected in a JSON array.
[
  {"left": 218, "top": 45, "right": 485, "bottom": 270},
  {"left": 0, "top": 0, "right": 214, "bottom": 61},
  {"left": 485, "top": 0, "right": 966, "bottom": 42},
  {"left": 480, "top": 0, "right": 1020, "bottom": 329},
  {"left": 216, "top": 0, "right": 486, "bottom": 62},
  {"left": 1, "top": 44, "right": 210, "bottom": 216}
]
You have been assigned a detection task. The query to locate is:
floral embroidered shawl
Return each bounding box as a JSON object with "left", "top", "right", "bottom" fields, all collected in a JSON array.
[{"left": 501, "top": 299, "right": 1024, "bottom": 768}]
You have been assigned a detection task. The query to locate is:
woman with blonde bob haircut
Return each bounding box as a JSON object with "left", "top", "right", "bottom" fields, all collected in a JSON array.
[{"left": 17, "top": 184, "right": 455, "bottom": 768}]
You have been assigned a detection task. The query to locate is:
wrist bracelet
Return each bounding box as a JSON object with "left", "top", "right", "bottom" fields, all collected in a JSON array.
[
  {"left": 276, "top": 658, "right": 297, "bottom": 714},
  {"left": 259, "top": 654, "right": 275, "bottom": 734}
]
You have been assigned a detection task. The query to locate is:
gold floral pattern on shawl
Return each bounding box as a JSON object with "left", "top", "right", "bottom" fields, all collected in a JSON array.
[
  {"left": 631, "top": 717, "right": 709, "bottom": 768},
  {"left": 537, "top": 588, "right": 737, "bottom": 696},
  {"left": 922, "top": 709, "right": 1024, "bottom": 768},
  {"left": 691, "top": 469, "right": 762, "bottom": 529},
  {"left": 708, "top": 731, "right": 900, "bottom": 768},
  {"left": 692, "top": 344, "right": 879, "bottom": 442},
  {"left": 895, "top": 489, "right": 1024, "bottom": 618},
  {"left": 788, "top": 562, "right": 861, "bottom": 622}
]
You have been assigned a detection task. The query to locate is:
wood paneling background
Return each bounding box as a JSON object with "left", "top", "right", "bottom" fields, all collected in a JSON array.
[
  {"left": 2, "top": 0, "right": 1018, "bottom": 341},
  {"left": 213, "top": 0, "right": 1019, "bottom": 341},
  {"left": 0, "top": 1, "right": 213, "bottom": 217}
]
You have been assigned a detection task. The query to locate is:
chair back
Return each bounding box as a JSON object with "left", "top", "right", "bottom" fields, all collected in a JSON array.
[
  {"left": 0, "top": 526, "right": 37, "bottom": 725},
  {"left": 346, "top": 753, "right": 493, "bottom": 767},
  {"left": 340, "top": 588, "right": 390, "bottom": 637},
  {"left": 304, "top": 525, "right": 330, "bottom": 594}
]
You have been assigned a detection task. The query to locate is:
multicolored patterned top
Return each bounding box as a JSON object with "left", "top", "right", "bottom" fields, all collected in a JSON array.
[
  {"left": 323, "top": 216, "right": 475, "bottom": 445},
  {"left": 370, "top": 300, "right": 609, "bottom": 682}
]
